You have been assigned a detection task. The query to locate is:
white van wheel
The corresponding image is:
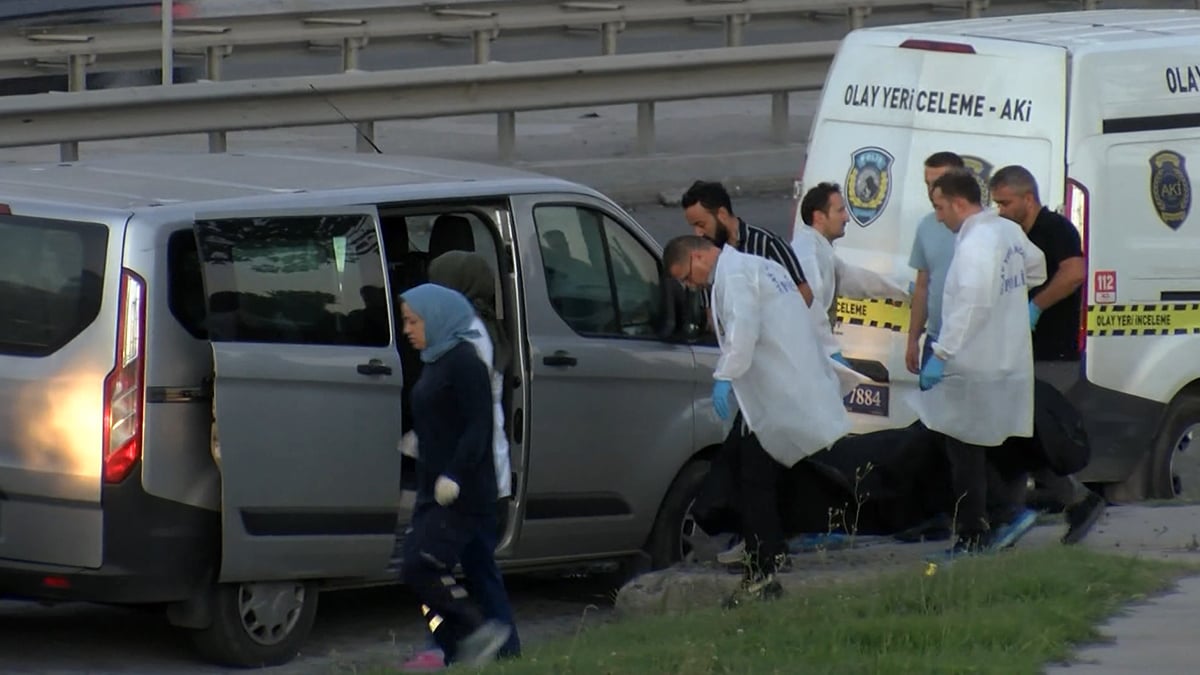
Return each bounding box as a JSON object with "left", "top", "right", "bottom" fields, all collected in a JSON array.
[
  {"left": 1148, "top": 395, "right": 1200, "bottom": 501},
  {"left": 189, "top": 581, "right": 319, "bottom": 668}
]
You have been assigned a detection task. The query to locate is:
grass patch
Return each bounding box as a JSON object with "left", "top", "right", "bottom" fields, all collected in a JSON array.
[{"left": 447, "top": 547, "right": 1187, "bottom": 675}]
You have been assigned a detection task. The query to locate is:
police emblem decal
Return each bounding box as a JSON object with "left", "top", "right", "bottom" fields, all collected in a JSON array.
[
  {"left": 1150, "top": 150, "right": 1192, "bottom": 231},
  {"left": 961, "top": 155, "right": 995, "bottom": 206},
  {"left": 846, "top": 146, "right": 895, "bottom": 227}
]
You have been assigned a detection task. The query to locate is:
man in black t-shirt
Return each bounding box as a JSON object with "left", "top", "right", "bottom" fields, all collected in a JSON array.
[{"left": 990, "top": 165, "right": 1106, "bottom": 545}]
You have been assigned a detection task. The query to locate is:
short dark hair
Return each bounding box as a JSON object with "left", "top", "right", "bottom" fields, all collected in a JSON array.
[
  {"left": 663, "top": 234, "right": 715, "bottom": 270},
  {"left": 800, "top": 182, "right": 842, "bottom": 226},
  {"left": 681, "top": 180, "right": 734, "bottom": 215},
  {"left": 924, "top": 152, "right": 965, "bottom": 169},
  {"left": 931, "top": 168, "right": 981, "bottom": 205},
  {"left": 989, "top": 165, "right": 1041, "bottom": 204}
]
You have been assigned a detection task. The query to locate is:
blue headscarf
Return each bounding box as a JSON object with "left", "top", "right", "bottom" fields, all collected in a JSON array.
[{"left": 400, "top": 284, "right": 481, "bottom": 364}]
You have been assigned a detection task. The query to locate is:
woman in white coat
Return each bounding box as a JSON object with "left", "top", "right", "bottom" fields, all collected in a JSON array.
[{"left": 909, "top": 169, "right": 1047, "bottom": 555}]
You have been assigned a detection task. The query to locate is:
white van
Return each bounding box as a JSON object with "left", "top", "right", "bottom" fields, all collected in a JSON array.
[{"left": 794, "top": 9, "right": 1200, "bottom": 501}]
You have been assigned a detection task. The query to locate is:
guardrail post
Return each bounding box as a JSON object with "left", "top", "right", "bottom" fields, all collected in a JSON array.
[
  {"left": 161, "top": 0, "right": 174, "bottom": 84},
  {"left": 724, "top": 14, "right": 748, "bottom": 48},
  {"left": 771, "top": 92, "right": 789, "bottom": 144},
  {"left": 1080, "top": 0, "right": 1100, "bottom": 9},
  {"left": 848, "top": 6, "right": 871, "bottom": 29},
  {"left": 636, "top": 102, "right": 655, "bottom": 155},
  {"left": 341, "top": 37, "right": 378, "bottom": 153},
  {"left": 473, "top": 29, "right": 492, "bottom": 64},
  {"left": 964, "top": 0, "right": 987, "bottom": 18},
  {"left": 342, "top": 36, "right": 363, "bottom": 72},
  {"left": 60, "top": 54, "right": 89, "bottom": 162},
  {"left": 601, "top": 22, "right": 620, "bottom": 55},
  {"left": 497, "top": 112, "right": 516, "bottom": 162},
  {"left": 206, "top": 46, "right": 229, "bottom": 153}
]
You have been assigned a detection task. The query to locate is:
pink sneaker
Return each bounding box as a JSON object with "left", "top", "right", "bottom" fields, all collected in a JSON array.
[{"left": 400, "top": 649, "right": 445, "bottom": 672}]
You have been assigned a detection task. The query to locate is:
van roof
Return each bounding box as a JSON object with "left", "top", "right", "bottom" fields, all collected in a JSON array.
[
  {"left": 0, "top": 151, "right": 577, "bottom": 211},
  {"left": 868, "top": 9, "right": 1200, "bottom": 50}
]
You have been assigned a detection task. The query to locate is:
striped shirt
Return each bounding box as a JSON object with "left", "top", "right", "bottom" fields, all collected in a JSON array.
[{"left": 735, "top": 218, "right": 808, "bottom": 287}]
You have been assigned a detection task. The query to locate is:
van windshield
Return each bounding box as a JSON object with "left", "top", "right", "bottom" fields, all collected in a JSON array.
[{"left": 0, "top": 216, "right": 108, "bottom": 357}]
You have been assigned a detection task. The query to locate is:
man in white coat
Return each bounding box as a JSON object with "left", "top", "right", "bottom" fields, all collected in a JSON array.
[
  {"left": 665, "top": 234, "right": 850, "bottom": 599},
  {"left": 792, "top": 181, "right": 911, "bottom": 364},
  {"left": 909, "top": 168, "right": 1048, "bottom": 556}
]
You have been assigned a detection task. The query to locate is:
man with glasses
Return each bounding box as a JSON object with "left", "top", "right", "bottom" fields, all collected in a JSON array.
[{"left": 664, "top": 234, "right": 850, "bottom": 604}]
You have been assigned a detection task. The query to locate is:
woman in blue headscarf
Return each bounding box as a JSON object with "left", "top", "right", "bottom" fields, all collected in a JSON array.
[{"left": 398, "top": 284, "right": 511, "bottom": 668}]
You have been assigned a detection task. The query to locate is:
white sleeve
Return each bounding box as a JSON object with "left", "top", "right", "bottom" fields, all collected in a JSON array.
[
  {"left": 932, "top": 242, "right": 997, "bottom": 361},
  {"left": 791, "top": 232, "right": 825, "bottom": 299},
  {"left": 713, "top": 268, "right": 761, "bottom": 381}
]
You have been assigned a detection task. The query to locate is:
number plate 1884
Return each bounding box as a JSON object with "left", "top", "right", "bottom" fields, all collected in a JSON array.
[{"left": 843, "top": 383, "right": 889, "bottom": 417}]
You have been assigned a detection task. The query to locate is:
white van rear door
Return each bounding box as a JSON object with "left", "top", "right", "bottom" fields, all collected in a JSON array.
[
  {"left": 193, "top": 207, "right": 403, "bottom": 583},
  {"left": 798, "top": 32, "right": 1067, "bottom": 433},
  {"left": 0, "top": 215, "right": 113, "bottom": 569}
]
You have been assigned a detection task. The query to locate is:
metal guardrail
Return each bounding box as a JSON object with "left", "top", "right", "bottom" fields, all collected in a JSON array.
[
  {"left": 4, "top": 0, "right": 1054, "bottom": 79},
  {"left": 0, "top": 41, "right": 837, "bottom": 160}
]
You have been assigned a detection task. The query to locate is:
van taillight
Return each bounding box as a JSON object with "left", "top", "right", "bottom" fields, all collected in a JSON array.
[
  {"left": 899, "top": 39, "right": 976, "bottom": 54},
  {"left": 1065, "top": 178, "right": 1090, "bottom": 354},
  {"left": 103, "top": 269, "right": 146, "bottom": 484}
]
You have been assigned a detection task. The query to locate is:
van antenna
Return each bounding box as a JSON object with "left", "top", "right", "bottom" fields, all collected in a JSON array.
[{"left": 308, "top": 83, "right": 384, "bottom": 154}]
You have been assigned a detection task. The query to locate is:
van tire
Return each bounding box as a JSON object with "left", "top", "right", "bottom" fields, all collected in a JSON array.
[
  {"left": 189, "top": 581, "right": 318, "bottom": 668},
  {"left": 644, "top": 459, "right": 711, "bottom": 570},
  {"left": 1147, "top": 394, "right": 1200, "bottom": 500}
]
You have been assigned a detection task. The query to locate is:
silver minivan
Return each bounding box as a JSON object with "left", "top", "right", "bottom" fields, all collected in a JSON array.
[{"left": 0, "top": 151, "right": 725, "bottom": 666}]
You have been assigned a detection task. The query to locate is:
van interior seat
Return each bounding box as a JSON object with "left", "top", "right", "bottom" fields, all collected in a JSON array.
[{"left": 427, "top": 214, "right": 476, "bottom": 262}]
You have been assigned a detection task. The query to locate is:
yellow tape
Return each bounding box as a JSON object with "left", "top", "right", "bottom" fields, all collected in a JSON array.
[
  {"left": 1087, "top": 303, "right": 1200, "bottom": 336},
  {"left": 835, "top": 297, "right": 911, "bottom": 333},
  {"left": 833, "top": 299, "right": 1200, "bottom": 338}
]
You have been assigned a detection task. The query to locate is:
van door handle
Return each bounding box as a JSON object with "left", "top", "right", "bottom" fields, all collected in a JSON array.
[
  {"left": 542, "top": 351, "right": 578, "bottom": 367},
  {"left": 357, "top": 359, "right": 393, "bottom": 376}
]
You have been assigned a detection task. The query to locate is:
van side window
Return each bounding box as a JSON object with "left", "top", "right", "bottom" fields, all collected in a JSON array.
[
  {"left": 167, "top": 230, "right": 208, "bottom": 339},
  {"left": 194, "top": 214, "right": 390, "bottom": 347},
  {"left": 0, "top": 216, "right": 107, "bottom": 357},
  {"left": 534, "top": 205, "right": 664, "bottom": 339}
]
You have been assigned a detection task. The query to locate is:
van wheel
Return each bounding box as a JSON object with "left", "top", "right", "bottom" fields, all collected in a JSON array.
[
  {"left": 1149, "top": 395, "right": 1200, "bottom": 500},
  {"left": 189, "top": 581, "right": 318, "bottom": 668},
  {"left": 645, "top": 460, "right": 712, "bottom": 569}
]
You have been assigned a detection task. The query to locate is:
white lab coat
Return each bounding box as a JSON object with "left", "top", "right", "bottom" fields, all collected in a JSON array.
[
  {"left": 908, "top": 210, "right": 1048, "bottom": 447},
  {"left": 711, "top": 246, "right": 851, "bottom": 466},
  {"left": 791, "top": 225, "right": 910, "bottom": 394}
]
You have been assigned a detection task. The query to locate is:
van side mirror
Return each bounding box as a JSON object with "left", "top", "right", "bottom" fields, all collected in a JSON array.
[{"left": 658, "top": 275, "right": 715, "bottom": 345}]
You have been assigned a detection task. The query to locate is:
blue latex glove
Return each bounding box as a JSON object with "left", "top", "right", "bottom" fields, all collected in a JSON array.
[
  {"left": 1029, "top": 301, "right": 1043, "bottom": 331},
  {"left": 712, "top": 379, "right": 733, "bottom": 421},
  {"left": 919, "top": 356, "right": 945, "bottom": 391},
  {"left": 831, "top": 351, "right": 850, "bottom": 367}
]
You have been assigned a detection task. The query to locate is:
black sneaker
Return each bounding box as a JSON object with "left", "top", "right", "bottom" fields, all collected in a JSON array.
[{"left": 1062, "top": 491, "right": 1106, "bottom": 545}]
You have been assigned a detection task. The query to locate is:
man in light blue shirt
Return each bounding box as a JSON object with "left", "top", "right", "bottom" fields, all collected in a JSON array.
[{"left": 906, "top": 152, "right": 965, "bottom": 374}]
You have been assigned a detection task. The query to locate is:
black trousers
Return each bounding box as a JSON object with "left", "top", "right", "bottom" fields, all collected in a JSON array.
[
  {"left": 727, "top": 414, "right": 787, "bottom": 575},
  {"left": 944, "top": 436, "right": 1028, "bottom": 539},
  {"left": 402, "top": 504, "right": 488, "bottom": 651}
]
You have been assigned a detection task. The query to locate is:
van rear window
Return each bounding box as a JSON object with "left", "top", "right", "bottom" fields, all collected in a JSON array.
[{"left": 0, "top": 216, "right": 108, "bottom": 357}]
